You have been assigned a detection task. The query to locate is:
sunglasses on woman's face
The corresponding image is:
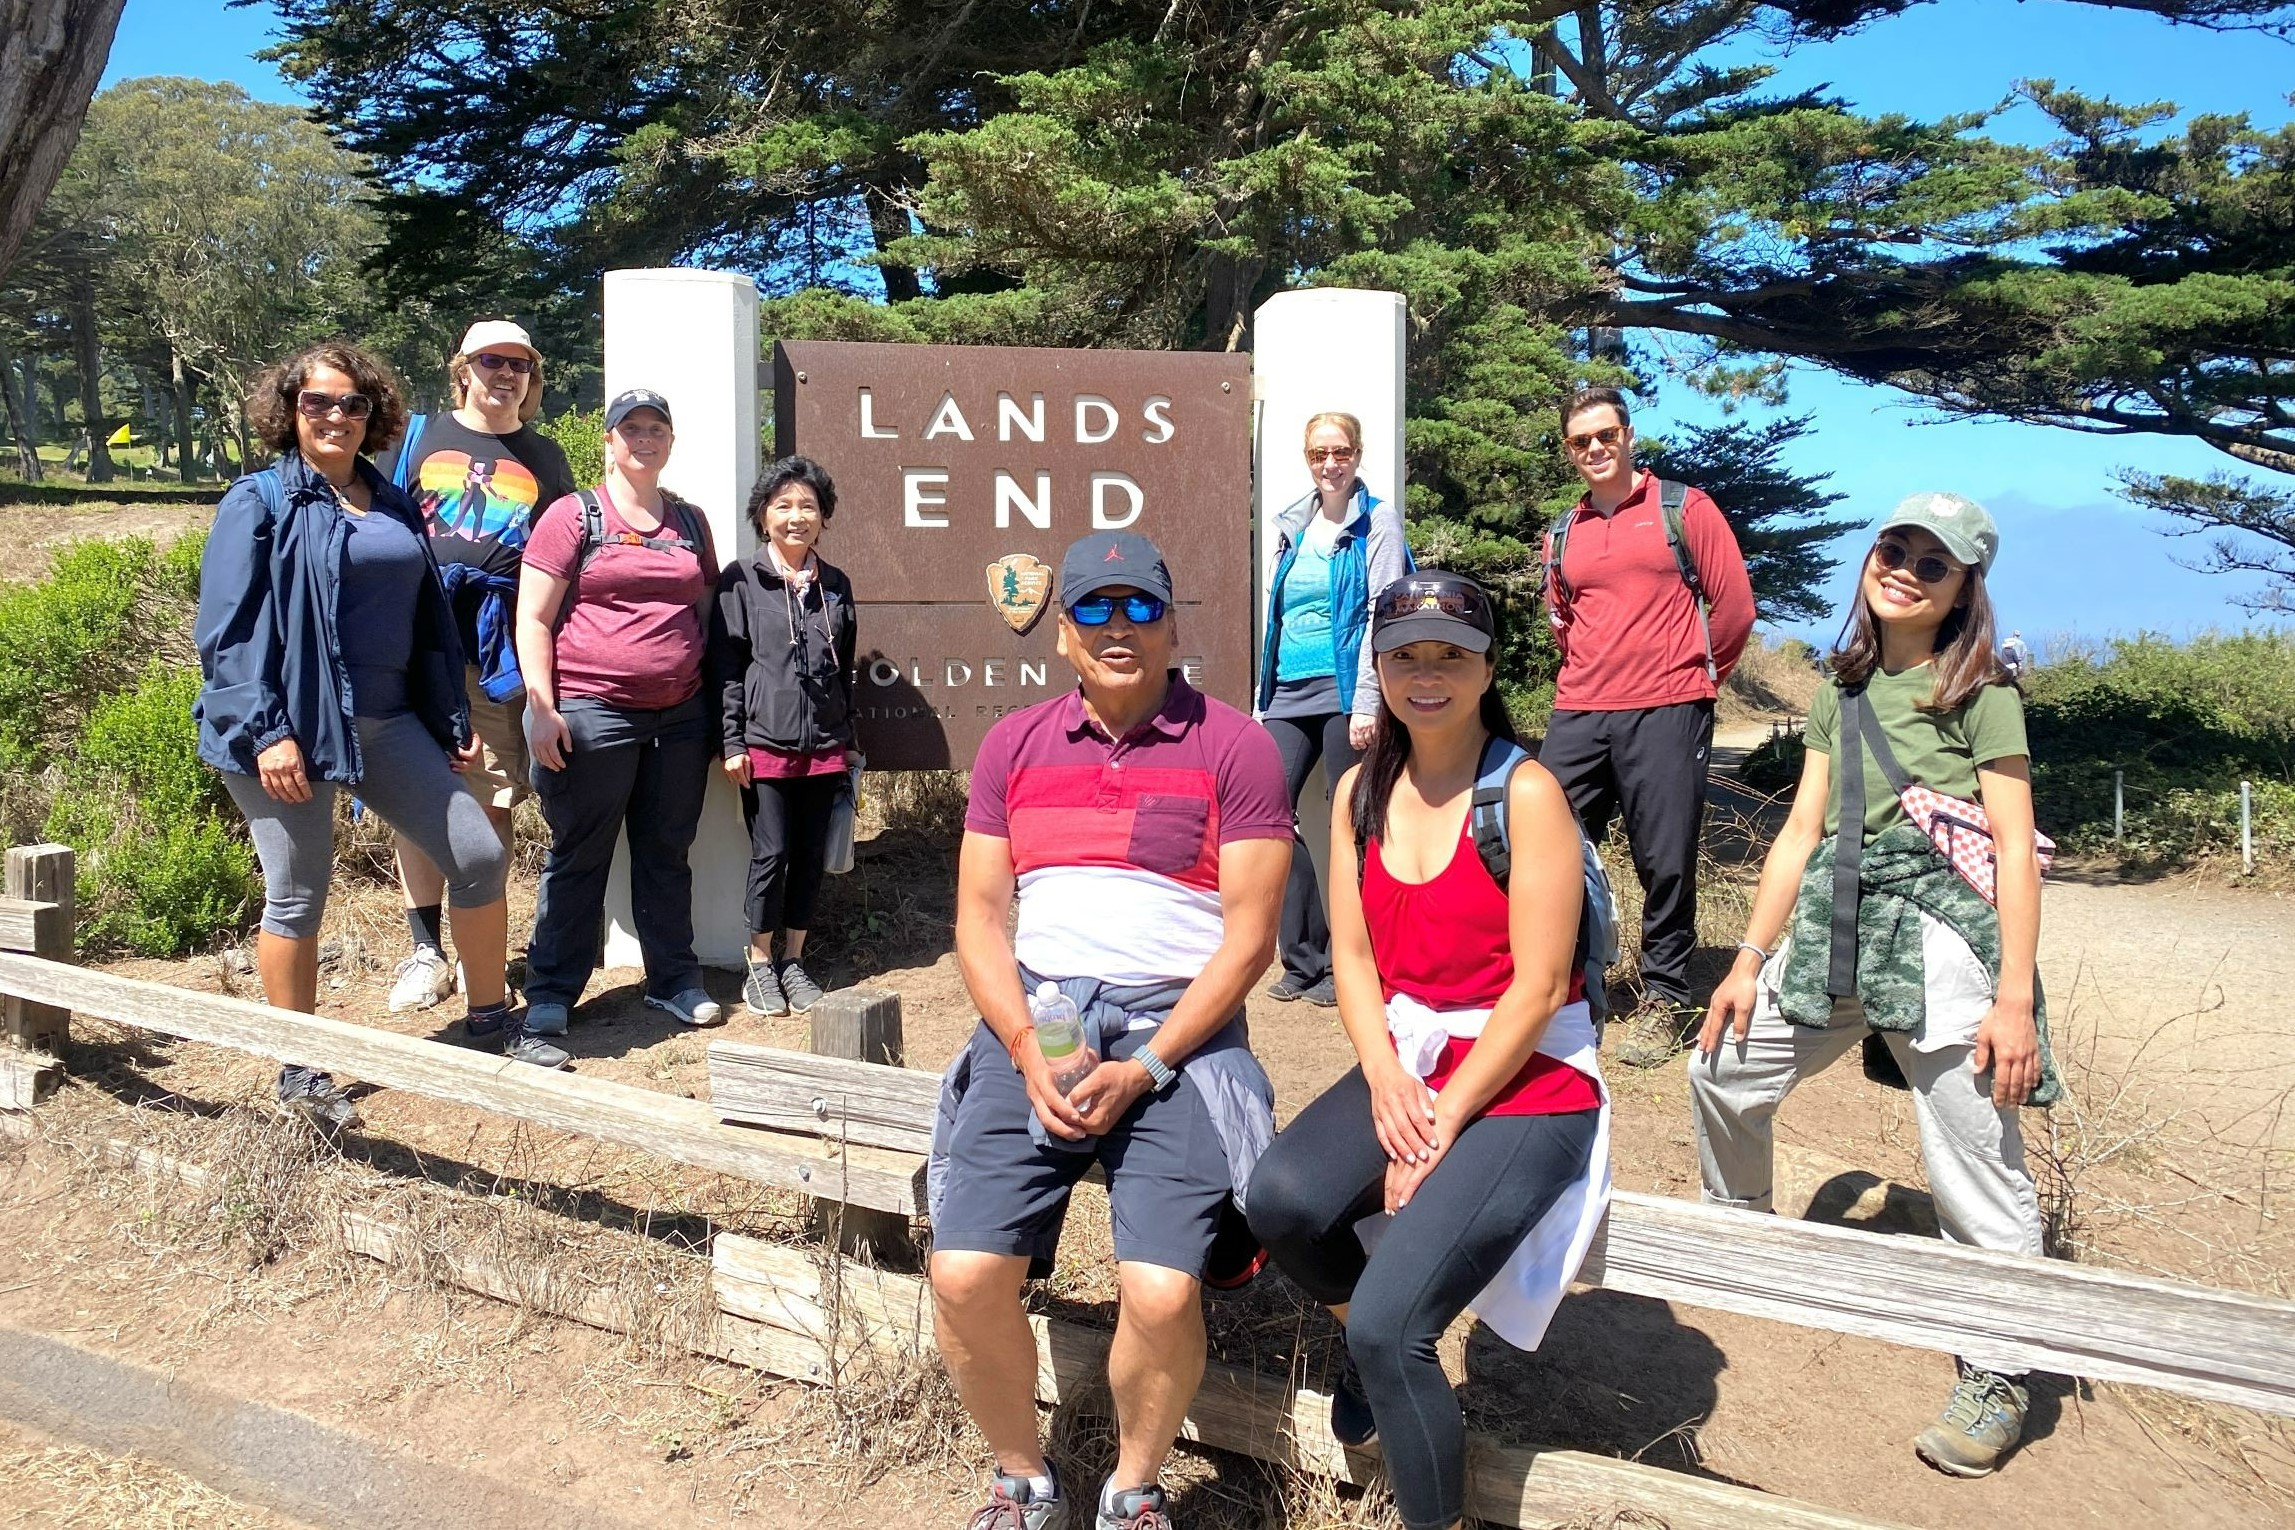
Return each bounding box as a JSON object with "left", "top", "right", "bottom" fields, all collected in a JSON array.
[
  {"left": 473, "top": 352, "right": 535, "bottom": 375},
  {"left": 1307, "top": 446, "right": 1357, "bottom": 464},
  {"left": 1563, "top": 424, "right": 1625, "bottom": 455},
  {"left": 296, "top": 389, "right": 372, "bottom": 419},
  {"left": 1069, "top": 593, "right": 1168, "bottom": 627},
  {"left": 1374, "top": 577, "right": 1490, "bottom": 625},
  {"left": 1872, "top": 539, "right": 1960, "bottom": 585}
]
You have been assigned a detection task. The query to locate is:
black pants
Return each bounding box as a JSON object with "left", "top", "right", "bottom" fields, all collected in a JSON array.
[
  {"left": 1537, "top": 700, "right": 1714, "bottom": 1006},
  {"left": 741, "top": 771, "right": 841, "bottom": 940},
  {"left": 1261, "top": 711, "right": 1358, "bottom": 985},
  {"left": 1248, "top": 1068, "right": 1597, "bottom": 1530},
  {"left": 525, "top": 693, "right": 712, "bottom": 1007}
]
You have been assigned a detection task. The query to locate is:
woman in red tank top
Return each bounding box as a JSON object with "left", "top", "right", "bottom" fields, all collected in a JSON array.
[{"left": 1248, "top": 573, "right": 1604, "bottom": 1530}]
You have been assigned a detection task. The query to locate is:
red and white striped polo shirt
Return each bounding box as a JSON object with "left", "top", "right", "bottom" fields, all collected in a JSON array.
[{"left": 965, "top": 676, "right": 1292, "bottom": 984}]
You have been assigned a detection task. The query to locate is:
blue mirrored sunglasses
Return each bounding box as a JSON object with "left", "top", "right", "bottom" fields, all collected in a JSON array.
[{"left": 1069, "top": 593, "right": 1168, "bottom": 626}]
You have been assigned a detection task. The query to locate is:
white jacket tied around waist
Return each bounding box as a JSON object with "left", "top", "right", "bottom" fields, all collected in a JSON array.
[{"left": 1361, "top": 993, "right": 1611, "bottom": 1351}]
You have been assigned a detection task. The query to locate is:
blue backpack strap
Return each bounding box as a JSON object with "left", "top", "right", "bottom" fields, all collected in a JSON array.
[
  {"left": 252, "top": 467, "right": 284, "bottom": 521},
  {"left": 391, "top": 413, "right": 427, "bottom": 493},
  {"left": 1657, "top": 478, "right": 1718, "bottom": 683},
  {"left": 1468, "top": 734, "right": 1530, "bottom": 890}
]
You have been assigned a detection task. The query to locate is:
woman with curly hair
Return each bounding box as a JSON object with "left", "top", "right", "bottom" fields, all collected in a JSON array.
[{"left": 194, "top": 341, "right": 561, "bottom": 1137}]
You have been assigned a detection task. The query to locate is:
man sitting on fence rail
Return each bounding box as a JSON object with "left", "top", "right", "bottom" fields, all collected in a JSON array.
[{"left": 928, "top": 532, "right": 1291, "bottom": 1530}]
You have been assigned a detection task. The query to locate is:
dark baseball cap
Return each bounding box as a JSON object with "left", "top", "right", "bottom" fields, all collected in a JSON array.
[
  {"left": 604, "top": 388, "right": 673, "bottom": 430},
  {"left": 1370, "top": 573, "right": 1497, "bottom": 654},
  {"left": 1060, "top": 531, "right": 1174, "bottom": 609}
]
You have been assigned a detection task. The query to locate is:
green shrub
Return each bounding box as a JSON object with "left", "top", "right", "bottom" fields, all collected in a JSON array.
[
  {"left": 55, "top": 797, "right": 256, "bottom": 957},
  {"left": 75, "top": 663, "right": 222, "bottom": 820},
  {"left": 1738, "top": 731, "right": 1807, "bottom": 794},
  {"left": 535, "top": 407, "right": 604, "bottom": 490}
]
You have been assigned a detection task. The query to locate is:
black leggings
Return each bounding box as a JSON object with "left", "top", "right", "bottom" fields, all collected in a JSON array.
[
  {"left": 1248, "top": 1068, "right": 1597, "bottom": 1530},
  {"left": 741, "top": 772, "right": 843, "bottom": 938},
  {"left": 1261, "top": 711, "right": 1357, "bottom": 984}
]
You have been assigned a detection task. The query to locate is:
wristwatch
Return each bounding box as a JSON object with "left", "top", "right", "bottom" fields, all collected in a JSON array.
[{"left": 1135, "top": 1045, "right": 1177, "bottom": 1092}]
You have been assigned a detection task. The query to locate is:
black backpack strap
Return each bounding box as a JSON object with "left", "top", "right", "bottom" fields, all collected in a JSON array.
[
  {"left": 575, "top": 488, "right": 606, "bottom": 572},
  {"left": 1657, "top": 479, "right": 1718, "bottom": 683},
  {"left": 1827, "top": 685, "right": 1869, "bottom": 998},
  {"left": 1853, "top": 694, "right": 1916, "bottom": 797},
  {"left": 1544, "top": 509, "right": 1579, "bottom": 609}
]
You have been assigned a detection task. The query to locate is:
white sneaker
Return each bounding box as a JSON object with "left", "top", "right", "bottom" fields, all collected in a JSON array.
[{"left": 387, "top": 946, "right": 456, "bottom": 1013}]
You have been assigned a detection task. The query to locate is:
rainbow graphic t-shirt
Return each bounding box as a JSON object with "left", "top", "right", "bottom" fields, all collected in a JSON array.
[{"left": 383, "top": 412, "right": 578, "bottom": 645}]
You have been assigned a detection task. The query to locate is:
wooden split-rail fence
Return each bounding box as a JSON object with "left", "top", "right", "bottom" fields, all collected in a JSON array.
[{"left": 3, "top": 840, "right": 2292, "bottom": 1530}]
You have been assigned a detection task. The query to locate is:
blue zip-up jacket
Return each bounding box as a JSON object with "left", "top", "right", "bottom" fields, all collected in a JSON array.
[
  {"left": 437, "top": 562, "right": 524, "bottom": 703},
  {"left": 194, "top": 450, "right": 472, "bottom": 784},
  {"left": 1255, "top": 482, "right": 1411, "bottom": 718}
]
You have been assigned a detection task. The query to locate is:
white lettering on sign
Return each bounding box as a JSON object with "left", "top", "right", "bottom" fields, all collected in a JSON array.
[
  {"left": 1091, "top": 471, "right": 1144, "bottom": 529},
  {"left": 983, "top": 659, "right": 1009, "bottom": 686},
  {"left": 903, "top": 469, "right": 950, "bottom": 527},
  {"left": 1143, "top": 396, "right": 1175, "bottom": 444},
  {"left": 1075, "top": 395, "right": 1118, "bottom": 445},
  {"left": 998, "top": 392, "right": 1046, "bottom": 443},
  {"left": 945, "top": 660, "right": 974, "bottom": 686},
  {"left": 1021, "top": 660, "right": 1048, "bottom": 687},
  {"left": 1182, "top": 657, "right": 1206, "bottom": 687},
  {"left": 924, "top": 393, "right": 975, "bottom": 441},
  {"left": 859, "top": 388, "right": 898, "bottom": 439},
  {"left": 856, "top": 657, "right": 1118, "bottom": 696},
  {"left": 868, "top": 658, "right": 902, "bottom": 686},
  {"left": 995, "top": 471, "right": 1053, "bottom": 530}
]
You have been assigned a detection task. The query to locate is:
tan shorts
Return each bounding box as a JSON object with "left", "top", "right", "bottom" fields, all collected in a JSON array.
[{"left": 461, "top": 668, "right": 530, "bottom": 809}]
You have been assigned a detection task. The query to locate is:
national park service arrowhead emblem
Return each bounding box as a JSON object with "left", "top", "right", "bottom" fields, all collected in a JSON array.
[{"left": 986, "top": 553, "right": 1054, "bottom": 635}]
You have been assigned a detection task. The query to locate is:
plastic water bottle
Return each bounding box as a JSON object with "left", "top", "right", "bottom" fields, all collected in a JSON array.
[{"left": 1030, "top": 983, "right": 1098, "bottom": 1096}]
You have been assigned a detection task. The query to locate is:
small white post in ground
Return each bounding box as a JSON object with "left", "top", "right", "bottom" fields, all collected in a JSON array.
[
  {"left": 2113, "top": 769, "right": 2124, "bottom": 843},
  {"left": 599, "top": 269, "right": 761, "bottom": 971},
  {"left": 1251, "top": 289, "right": 1407, "bottom": 892},
  {"left": 2242, "top": 780, "right": 2254, "bottom": 875}
]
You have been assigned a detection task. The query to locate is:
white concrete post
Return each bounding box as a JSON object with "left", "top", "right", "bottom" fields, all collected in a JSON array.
[
  {"left": 599, "top": 269, "right": 761, "bottom": 971},
  {"left": 1250, "top": 289, "right": 1408, "bottom": 888}
]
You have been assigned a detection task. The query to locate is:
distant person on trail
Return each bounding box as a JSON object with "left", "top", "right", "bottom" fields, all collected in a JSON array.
[
  {"left": 1540, "top": 385, "right": 1755, "bottom": 1068},
  {"left": 1693, "top": 492, "right": 2052, "bottom": 1480},
  {"left": 930, "top": 531, "right": 1291, "bottom": 1530},
  {"left": 711, "top": 454, "right": 859, "bottom": 1018},
  {"left": 1255, "top": 410, "right": 1412, "bottom": 1009},
  {"left": 516, "top": 389, "right": 722, "bottom": 1042},
  {"left": 372, "top": 320, "right": 576, "bottom": 1018},
  {"left": 1247, "top": 573, "right": 1608, "bottom": 1530},
  {"left": 194, "top": 341, "right": 529, "bottom": 1136},
  {"left": 1999, "top": 629, "right": 2031, "bottom": 679}
]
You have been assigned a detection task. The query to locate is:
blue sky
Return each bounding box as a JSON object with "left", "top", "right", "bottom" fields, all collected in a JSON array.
[{"left": 109, "top": 0, "right": 2295, "bottom": 643}]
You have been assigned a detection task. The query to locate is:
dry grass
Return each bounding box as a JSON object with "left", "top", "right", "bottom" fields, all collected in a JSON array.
[
  {"left": 1717, "top": 635, "right": 1822, "bottom": 727},
  {"left": 0, "top": 1423, "right": 291, "bottom": 1530}
]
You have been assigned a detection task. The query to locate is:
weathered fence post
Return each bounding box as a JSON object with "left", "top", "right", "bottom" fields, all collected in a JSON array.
[
  {"left": 1, "top": 843, "right": 73, "bottom": 1107},
  {"left": 809, "top": 988, "right": 912, "bottom": 1260},
  {"left": 2113, "top": 769, "right": 2124, "bottom": 844},
  {"left": 2242, "top": 781, "right": 2255, "bottom": 875}
]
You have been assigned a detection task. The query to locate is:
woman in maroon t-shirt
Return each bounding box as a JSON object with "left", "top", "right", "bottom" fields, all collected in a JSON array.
[
  {"left": 1247, "top": 573, "right": 1601, "bottom": 1530},
  {"left": 514, "top": 389, "right": 723, "bottom": 1037}
]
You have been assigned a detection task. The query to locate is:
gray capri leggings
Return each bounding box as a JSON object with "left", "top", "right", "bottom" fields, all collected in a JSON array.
[{"left": 223, "top": 712, "right": 508, "bottom": 940}]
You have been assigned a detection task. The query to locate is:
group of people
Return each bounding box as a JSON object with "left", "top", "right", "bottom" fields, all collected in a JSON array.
[
  {"left": 193, "top": 327, "right": 862, "bottom": 1131},
  {"left": 936, "top": 391, "right": 2047, "bottom": 1530},
  {"left": 191, "top": 333, "right": 2052, "bottom": 1530}
]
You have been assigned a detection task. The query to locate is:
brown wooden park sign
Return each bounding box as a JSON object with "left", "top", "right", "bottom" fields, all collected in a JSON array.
[{"left": 771, "top": 340, "right": 1255, "bottom": 769}]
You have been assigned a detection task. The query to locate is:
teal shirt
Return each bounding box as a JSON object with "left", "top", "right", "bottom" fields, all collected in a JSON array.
[{"left": 1274, "top": 534, "right": 1337, "bottom": 681}]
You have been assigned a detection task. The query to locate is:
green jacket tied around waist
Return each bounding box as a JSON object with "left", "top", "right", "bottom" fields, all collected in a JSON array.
[{"left": 1779, "top": 823, "right": 2059, "bottom": 1108}]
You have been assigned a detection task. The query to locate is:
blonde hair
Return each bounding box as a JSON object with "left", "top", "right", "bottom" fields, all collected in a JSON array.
[
  {"left": 448, "top": 349, "right": 544, "bottom": 423},
  {"left": 1302, "top": 411, "right": 1363, "bottom": 456}
]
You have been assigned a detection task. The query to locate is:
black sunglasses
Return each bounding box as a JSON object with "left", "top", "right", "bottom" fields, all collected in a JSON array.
[
  {"left": 1873, "top": 539, "right": 1960, "bottom": 585},
  {"left": 473, "top": 352, "right": 535, "bottom": 375},
  {"left": 1375, "top": 577, "right": 1491, "bottom": 627},
  {"left": 1070, "top": 593, "right": 1168, "bottom": 627}
]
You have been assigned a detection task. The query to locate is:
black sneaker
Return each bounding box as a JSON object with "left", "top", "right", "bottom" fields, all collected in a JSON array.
[
  {"left": 1265, "top": 972, "right": 1311, "bottom": 1002},
  {"left": 472, "top": 1010, "right": 570, "bottom": 1069},
  {"left": 1302, "top": 976, "right": 1337, "bottom": 1008},
  {"left": 1330, "top": 1349, "right": 1378, "bottom": 1448},
  {"left": 776, "top": 959, "right": 825, "bottom": 1013}
]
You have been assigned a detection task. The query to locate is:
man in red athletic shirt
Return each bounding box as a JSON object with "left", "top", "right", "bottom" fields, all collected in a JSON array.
[{"left": 1541, "top": 386, "right": 1755, "bottom": 1067}]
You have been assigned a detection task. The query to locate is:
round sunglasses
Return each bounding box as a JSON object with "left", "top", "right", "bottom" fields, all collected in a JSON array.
[
  {"left": 1872, "top": 539, "right": 1961, "bottom": 585},
  {"left": 1069, "top": 593, "right": 1168, "bottom": 626}
]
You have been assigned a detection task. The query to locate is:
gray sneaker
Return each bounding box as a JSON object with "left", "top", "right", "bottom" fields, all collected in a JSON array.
[
  {"left": 1615, "top": 997, "right": 1694, "bottom": 1069},
  {"left": 1913, "top": 1360, "right": 2029, "bottom": 1478},
  {"left": 278, "top": 1067, "right": 362, "bottom": 1136},
  {"left": 1095, "top": 1482, "right": 1171, "bottom": 1530},
  {"left": 522, "top": 1000, "right": 570, "bottom": 1037},
  {"left": 966, "top": 1471, "right": 1070, "bottom": 1529},
  {"left": 775, "top": 960, "right": 824, "bottom": 1013},
  {"left": 645, "top": 987, "right": 724, "bottom": 1027},
  {"left": 743, "top": 959, "right": 788, "bottom": 1016}
]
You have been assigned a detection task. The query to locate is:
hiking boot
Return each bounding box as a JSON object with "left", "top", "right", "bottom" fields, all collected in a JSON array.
[
  {"left": 644, "top": 987, "right": 724, "bottom": 1028},
  {"left": 775, "top": 960, "right": 824, "bottom": 1013},
  {"left": 1615, "top": 997, "right": 1693, "bottom": 1069},
  {"left": 1301, "top": 976, "right": 1337, "bottom": 1008},
  {"left": 1095, "top": 1482, "right": 1172, "bottom": 1530},
  {"left": 1265, "top": 972, "right": 1311, "bottom": 1002},
  {"left": 743, "top": 958, "right": 788, "bottom": 1016},
  {"left": 387, "top": 946, "right": 455, "bottom": 1013},
  {"left": 1913, "top": 1360, "right": 2029, "bottom": 1478},
  {"left": 1330, "top": 1348, "right": 1378, "bottom": 1448},
  {"left": 965, "top": 1470, "right": 1071, "bottom": 1529},
  {"left": 277, "top": 1067, "right": 362, "bottom": 1137}
]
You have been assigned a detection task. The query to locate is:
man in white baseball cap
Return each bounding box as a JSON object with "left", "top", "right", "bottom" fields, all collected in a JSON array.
[{"left": 372, "top": 320, "right": 577, "bottom": 1043}]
